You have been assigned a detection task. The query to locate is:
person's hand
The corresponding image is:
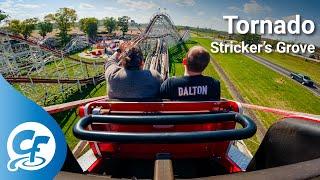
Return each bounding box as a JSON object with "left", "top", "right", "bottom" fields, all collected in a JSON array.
[{"left": 119, "top": 42, "right": 129, "bottom": 52}]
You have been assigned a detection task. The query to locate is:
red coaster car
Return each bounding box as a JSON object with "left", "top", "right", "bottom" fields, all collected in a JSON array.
[{"left": 58, "top": 99, "right": 320, "bottom": 180}]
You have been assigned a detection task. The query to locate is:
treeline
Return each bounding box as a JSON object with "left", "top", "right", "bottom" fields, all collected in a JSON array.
[{"left": 0, "top": 8, "right": 131, "bottom": 45}]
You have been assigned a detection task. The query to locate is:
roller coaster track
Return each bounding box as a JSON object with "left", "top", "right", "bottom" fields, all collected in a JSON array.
[
  {"left": 147, "top": 33, "right": 174, "bottom": 39},
  {"left": 0, "top": 12, "right": 185, "bottom": 106},
  {"left": 0, "top": 12, "right": 183, "bottom": 80},
  {"left": 125, "top": 13, "right": 186, "bottom": 50},
  {"left": 0, "top": 30, "right": 106, "bottom": 106},
  {"left": 123, "top": 13, "right": 183, "bottom": 79},
  {"left": 181, "top": 30, "right": 190, "bottom": 41},
  {"left": 142, "top": 38, "right": 169, "bottom": 79},
  {"left": 0, "top": 31, "right": 104, "bottom": 65},
  {"left": 5, "top": 75, "right": 104, "bottom": 84},
  {"left": 144, "top": 13, "right": 182, "bottom": 41}
]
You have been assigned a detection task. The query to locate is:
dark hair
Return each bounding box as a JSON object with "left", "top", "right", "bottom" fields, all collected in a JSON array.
[
  {"left": 123, "top": 46, "right": 144, "bottom": 69},
  {"left": 186, "top": 46, "right": 210, "bottom": 72}
]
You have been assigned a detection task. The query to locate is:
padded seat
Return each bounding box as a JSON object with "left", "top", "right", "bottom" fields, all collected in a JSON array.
[{"left": 247, "top": 117, "right": 320, "bottom": 171}]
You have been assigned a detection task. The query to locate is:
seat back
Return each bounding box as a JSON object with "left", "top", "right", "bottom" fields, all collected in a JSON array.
[
  {"left": 247, "top": 117, "right": 320, "bottom": 171},
  {"left": 81, "top": 100, "right": 242, "bottom": 159}
]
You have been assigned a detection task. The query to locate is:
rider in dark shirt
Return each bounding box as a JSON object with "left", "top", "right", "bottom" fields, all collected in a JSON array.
[
  {"left": 105, "top": 46, "right": 163, "bottom": 100},
  {"left": 160, "top": 46, "right": 220, "bottom": 101}
]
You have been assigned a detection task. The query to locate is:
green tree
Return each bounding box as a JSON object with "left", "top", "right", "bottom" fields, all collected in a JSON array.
[
  {"left": 238, "top": 33, "right": 261, "bottom": 45},
  {"left": 38, "top": 21, "right": 53, "bottom": 38},
  {"left": 20, "top": 18, "right": 38, "bottom": 39},
  {"left": 8, "top": 18, "right": 38, "bottom": 39},
  {"left": 46, "top": 8, "right": 77, "bottom": 45},
  {"left": 117, "top": 16, "right": 130, "bottom": 36},
  {"left": 104, "top": 17, "right": 117, "bottom": 34},
  {"left": 264, "top": 38, "right": 279, "bottom": 49},
  {"left": 0, "top": 10, "right": 8, "bottom": 23},
  {"left": 79, "top": 17, "right": 98, "bottom": 39},
  {"left": 8, "top": 19, "right": 21, "bottom": 35}
]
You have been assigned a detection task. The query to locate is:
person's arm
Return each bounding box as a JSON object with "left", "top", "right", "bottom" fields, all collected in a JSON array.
[
  {"left": 160, "top": 79, "right": 171, "bottom": 99},
  {"left": 105, "top": 52, "right": 118, "bottom": 69},
  {"left": 156, "top": 72, "right": 164, "bottom": 84},
  {"left": 105, "top": 55, "right": 122, "bottom": 81}
]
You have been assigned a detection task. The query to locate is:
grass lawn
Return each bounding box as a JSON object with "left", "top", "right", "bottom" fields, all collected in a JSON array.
[
  {"left": 189, "top": 37, "right": 320, "bottom": 153},
  {"left": 69, "top": 52, "right": 106, "bottom": 63},
  {"left": 11, "top": 48, "right": 107, "bottom": 148},
  {"left": 258, "top": 52, "right": 320, "bottom": 83},
  {"left": 35, "top": 59, "right": 104, "bottom": 79},
  {"left": 192, "top": 37, "right": 320, "bottom": 128},
  {"left": 12, "top": 56, "right": 105, "bottom": 106},
  {"left": 53, "top": 81, "right": 107, "bottom": 149},
  {"left": 14, "top": 83, "right": 81, "bottom": 106},
  {"left": 189, "top": 30, "right": 219, "bottom": 39}
]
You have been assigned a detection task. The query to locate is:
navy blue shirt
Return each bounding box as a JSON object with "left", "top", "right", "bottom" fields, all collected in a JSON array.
[{"left": 160, "top": 75, "right": 221, "bottom": 101}]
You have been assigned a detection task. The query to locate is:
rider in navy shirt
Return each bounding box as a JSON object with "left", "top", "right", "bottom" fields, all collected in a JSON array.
[{"left": 160, "top": 46, "right": 220, "bottom": 101}]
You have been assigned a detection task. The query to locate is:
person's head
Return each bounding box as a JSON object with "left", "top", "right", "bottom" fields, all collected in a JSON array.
[
  {"left": 121, "top": 46, "right": 144, "bottom": 70},
  {"left": 183, "top": 46, "right": 210, "bottom": 75}
]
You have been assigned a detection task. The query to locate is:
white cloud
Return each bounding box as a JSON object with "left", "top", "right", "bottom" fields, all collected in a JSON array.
[
  {"left": 228, "top": 0, "right": 271, "bottom": 14},
  {"left": 0, "top": 0, "right": 18, "bottom": 13},
  {"left": 0, "top": 0, "right": 44, "bottom": 19},
  {"left": 179, "top": 15, "right": 227, "bottom": 31},
  {"left": 117, "top": 0, "right": 158, "bottom": 10},
  {"left": 227, "top": 6, "right": 241, "bottom": 12},
  {"left": 282, "top": 15, "right": 312, "bottom": 23},
  {"left": 210, "top": 16, "right": 228, "bottom": 31},
  {"left": 15, "top": 3, "right": 41, "bottom": 9},
  {"left": 104, "top": 6, "right": 118, "bottom": 11},
  {"left": 102, "top": 6, "right": 135, "bottom": 15},
  {"left": 67, "top": 6, "right": 76, "bottom": 9},
  {"left": 0, "top": 0, "right": 13, "bottom": 9},
  {"left": 264, "top": 16, "right": 276, "bottom": 21},
  {"left": 282, "top": 15, "right": 298, "bottom": 22},
  {"left": 197, "top": 11, "right": 204, "bottom": 16},
  {"left": 243, "top": 0, "right": 271, "bottom": 14},
  {"left": 79, "top": 3, "right": 95, "bottom": 10},
  {"left": 168, "top": 0, "right": 195, "bottom": 6}
]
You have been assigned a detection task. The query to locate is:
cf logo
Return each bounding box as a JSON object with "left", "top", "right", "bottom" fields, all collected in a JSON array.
[{"left": 7, "top": 122, "right": 56, "bottom": 172}]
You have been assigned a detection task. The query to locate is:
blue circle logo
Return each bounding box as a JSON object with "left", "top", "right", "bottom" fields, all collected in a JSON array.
[{"left": 7, "top": 122, "right": 56, "bottom": 172}]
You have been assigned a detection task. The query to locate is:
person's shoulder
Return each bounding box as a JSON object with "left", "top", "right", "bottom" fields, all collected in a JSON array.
[
  {"left": 164, "top": 76, "right": 184, "bottom": 83},
  {"left": 160, "top": 76, "right": 180, "bottom": 91},
  {"left": 142, "top": 70, "right": 162, "bottom": 81},
  {"left": 162, "top": 76, "right": 188, "bottom": 88}
]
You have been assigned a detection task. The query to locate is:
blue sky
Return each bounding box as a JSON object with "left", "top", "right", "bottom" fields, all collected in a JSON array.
[{"left": 0, "top": 0, "right": 319, "bottom": 45}]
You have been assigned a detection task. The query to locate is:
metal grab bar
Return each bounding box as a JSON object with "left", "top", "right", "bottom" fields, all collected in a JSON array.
[{"left": 73, "top": 112, "right": 257, "bottom": 144}]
